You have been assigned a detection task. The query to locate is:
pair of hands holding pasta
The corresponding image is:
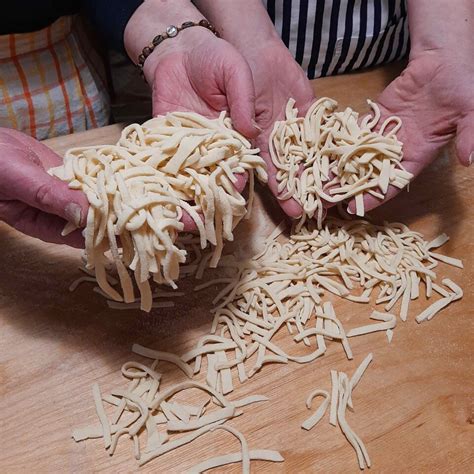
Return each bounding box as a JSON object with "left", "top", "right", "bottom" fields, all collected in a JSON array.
[
  {"left": 0, "top": 0, "right": 472, "bottom": 247},
  {"left": 128, "top": 0, "right": 472, "bottom": 223}
]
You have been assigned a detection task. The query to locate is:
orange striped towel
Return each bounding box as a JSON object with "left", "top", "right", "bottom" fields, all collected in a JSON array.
[{"left": 0, "top": 16, "right": 110, "bottom": 140}]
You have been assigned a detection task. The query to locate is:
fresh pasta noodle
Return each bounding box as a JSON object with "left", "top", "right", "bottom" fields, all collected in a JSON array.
[
  {"left": 302, "top": 354, "right": 373, "bottom": 469},
  {"left": 73, "top": 340, "right": 278, "bottom": 469},
  {"left": 49, "top": 112, "right": 267, "bottom": 311},
  {"left": 72, "top": 216, "right": 463, "bottom": 470},
  {"left": 270, "top": 98, "right": 412, "bottom": 227},
  {"left": 201, "top": 216, "right": 463, "bottom": 378}
]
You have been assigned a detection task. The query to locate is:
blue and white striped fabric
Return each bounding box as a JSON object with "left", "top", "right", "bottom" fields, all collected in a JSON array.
[{"left": 263, "top": 0, "right": 409, "bottom": 79}]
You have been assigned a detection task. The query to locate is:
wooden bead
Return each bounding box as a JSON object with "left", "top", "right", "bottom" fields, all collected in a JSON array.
[{"left": 152, "top": 35, "right": 163, "bottom": 45}]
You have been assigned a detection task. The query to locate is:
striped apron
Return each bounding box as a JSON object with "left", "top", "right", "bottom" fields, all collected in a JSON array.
[
  {"left": 263, "top": 0, "right": 409, "bottom": 78},
  {"left": 0, "top": 16, "right": 110, "bottom": 140}
]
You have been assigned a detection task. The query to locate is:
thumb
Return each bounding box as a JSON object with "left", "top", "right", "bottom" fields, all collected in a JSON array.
[
  {"left": 0, "top": 144, "right": 89, "bottom": 226},
  {"left": 455, "top": 111, "right": 474, "bottom": 166},
  {"left": 225, "top": 62, "right": 260, "bottom": 139}
]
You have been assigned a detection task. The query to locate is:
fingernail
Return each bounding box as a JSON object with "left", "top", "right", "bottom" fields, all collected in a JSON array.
[
  {"left": 251, "top": 119, "right": 263, "bottom": 132},
  {"left": 347, "top": 206, "right": 354, "bottom": 215},
  {"left": 65, "top": 202, "right": 83, "bottom": 227},
  {"left": 469, "top": 151, "right": 473, "bottom": 166}
]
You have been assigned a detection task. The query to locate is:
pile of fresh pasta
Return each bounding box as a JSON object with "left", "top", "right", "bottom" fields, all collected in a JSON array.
[
  {"left": 49, "top": 111, "right": 267, "bottom": 311},
  {"left": 63, "top": 101, "right": 463, "bottom": 471},
  {"left": 270, "top": 98, "right": 412, "bottom": 228},
  {"left": 199, "top": 216, "right": 463, "bottom": 374}
]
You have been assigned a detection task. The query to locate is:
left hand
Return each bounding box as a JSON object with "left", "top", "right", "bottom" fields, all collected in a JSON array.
[
  {"left": 0, "top": 128, "right": 88, "bottom": 247},
  {"left": 244, "top": 40, "right": 316, "bottom": 218}
]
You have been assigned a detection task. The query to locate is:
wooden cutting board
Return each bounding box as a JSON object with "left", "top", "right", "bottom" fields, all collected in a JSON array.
[{"left": 0, "top": 62, "right": 472, "bottom": 473}]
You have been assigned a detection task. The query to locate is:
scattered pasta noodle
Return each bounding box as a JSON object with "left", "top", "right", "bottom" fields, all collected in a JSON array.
[
  {"left": 73, "top": 216, "right": 463, "bottom": 470},
  {"left": 300, "top": 354, "right": 373, "bottom": 470},
  {"left": 72, "top": 344, "right": 282, "bottom": 470},
  {"left": 270, "top": 98, "right": 412, "bottom": 228},
  {"left": 49, "top": 112, "right": 267, "bottom": 311},
  {"left": 198, "top": 216, "right": 463, "bottom": 385}
]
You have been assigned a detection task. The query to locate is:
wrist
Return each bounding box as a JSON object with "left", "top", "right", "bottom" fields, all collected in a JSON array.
[
  {"left": 142, "top": 27, "right": 216, "bottom": 83},
  {"left": 124, "top": 0, "right": 205, "bottom": 66},
  {"left": 407, "top": 0, "right": 471, "bottom": 55},
  {"left": 194, "top": 0, "right": 280, "bottom": 50}
]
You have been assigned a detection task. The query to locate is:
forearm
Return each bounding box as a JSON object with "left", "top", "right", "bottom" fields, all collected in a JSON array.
[
  {"left": 407, "top": 0, "right": 472, "bottom": 54},
  {"left": 193, "top": 0, "right": 280, "bottom": 50},
  {"left": 123, "top": 0, "right": 206, "bottom": 70}
]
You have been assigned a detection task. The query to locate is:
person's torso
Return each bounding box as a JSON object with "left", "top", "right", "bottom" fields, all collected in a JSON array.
[{"left": 263, "top": 0, "right": 409, "bottom": 78}]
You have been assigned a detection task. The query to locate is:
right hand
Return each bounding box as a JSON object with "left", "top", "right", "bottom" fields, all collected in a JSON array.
[
  {"left": 0, "top": 128, "right": 88, "bottom": 247},
  {"left": 144, "top": 28, "right": 259, "bottom": 139},
  {"left": 143, "top": 28, "right": 260, "bottom": 230}
]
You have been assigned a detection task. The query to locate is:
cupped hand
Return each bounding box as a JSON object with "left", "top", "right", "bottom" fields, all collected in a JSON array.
[
  {"left": 0, "top": 128, "right": 89, "bottom": 247},
  {"left": 347, "top": 49, "right": 473, "bottom": 214},
  {"left": 242, "top": 40, "right": 316, "bottom": 218},
  {"left": 143, "top": 29, "right": 258, "bottom": 230}
]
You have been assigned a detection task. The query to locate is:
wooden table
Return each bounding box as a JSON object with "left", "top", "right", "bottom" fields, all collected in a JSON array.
[{"left": 1, "top": 63, "right": 473, "bottom": 473}]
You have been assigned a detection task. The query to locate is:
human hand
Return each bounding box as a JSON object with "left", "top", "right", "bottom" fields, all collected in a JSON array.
[
  {"left": 143, "top": 28, "right": 258, "bottom": 229},
  {"left": 191, "top": 0, "right": 315, "bottom": 218},
  {"left": 0, "top": 128, "right": 89, "bottom": 247},
  {"left": 347, "top": 1, "right": 473, "bottom": 214},
  {"left": 144, "top": 29, "right": 259, "bottom": 139},
  {"left": 244, "top": 40, "right": 315, "bottom": 218}
]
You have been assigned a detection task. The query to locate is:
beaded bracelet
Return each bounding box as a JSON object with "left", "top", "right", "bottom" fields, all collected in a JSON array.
[{"left": 137, "top": 19, "right": 220, "bottom": 76}]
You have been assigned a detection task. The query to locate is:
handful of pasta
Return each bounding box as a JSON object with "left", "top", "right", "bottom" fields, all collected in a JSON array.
[
  {"left": 270, "top": 98, "right": 413, "bottom": 228},
  {"left": 49, "top": 112, "right": 267, "bottom": 311}
]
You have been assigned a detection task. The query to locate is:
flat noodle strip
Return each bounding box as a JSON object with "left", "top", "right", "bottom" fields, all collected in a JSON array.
[
  {"left": 132, "top": 344, "right": 193, "bottom": 378},
  {"left": 187, "top": 449, "right": 284, "bottom": 474},
  {"left": 138, "top": 421, "right": 226, "bottom": 466},
  {"left": 329, "top": 370, "right": 339, "bottom": 427},
  {"left": 91, "top": 383, "right": 111, "bottom": 449},
  {"left": 337, "top": 373, "right": 371, "bottom": 469},
  {"left": 346, "top": 312, "right": 396, "bottom": 338},
  {"left": 350, "top": 354, "right": 374, "bottom": 393},
  {"left": 301, "top": 389, "right": 330, "bottom": 430},
  {"left": 166, "top": 406, "right": 235, "bottom": 432},
  {"left": 205, "top": 426, "right": 251, "bottom": 474}
]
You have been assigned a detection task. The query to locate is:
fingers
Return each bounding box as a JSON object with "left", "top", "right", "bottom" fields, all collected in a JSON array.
[
  {"left": 224, "top": 62, "right": 260, "bottom": 140},
  {"left": 261, "top": 150, "right": 303, "bottom": 219},
  {"left": 0, "top": 144, "right": 89, "bottom": 227},
  {"left": 180, "top": 209, "right": 200, "bottom": 232},
  {"left": 455, "top": 111, "right": 474, "bottom": 167},
  {"left": 0, "top": 127, "right": 63, "bottom": 169},
  {"left": 233, "top": 172, "right": 248, "bottom": 194},
  {"left": 0, "top": 200, "right": 85, "bottom": 248}
]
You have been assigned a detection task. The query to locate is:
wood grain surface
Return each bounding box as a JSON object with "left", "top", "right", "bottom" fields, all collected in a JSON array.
[{"left": 0, "top": 62, "right": 473, "bottom": 473}]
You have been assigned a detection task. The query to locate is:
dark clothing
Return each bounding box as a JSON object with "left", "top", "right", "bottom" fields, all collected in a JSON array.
[{"left": 1, "top": 0, "right": 142, "bottom": 50}]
